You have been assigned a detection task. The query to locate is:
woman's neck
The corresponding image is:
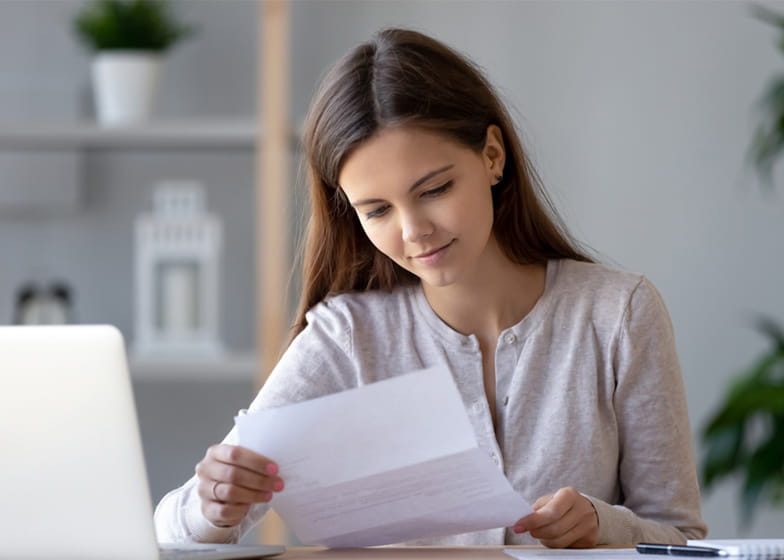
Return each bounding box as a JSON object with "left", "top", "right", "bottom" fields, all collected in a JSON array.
[{"left": 422, "top": 243, "right": 547, "bottom": 342}]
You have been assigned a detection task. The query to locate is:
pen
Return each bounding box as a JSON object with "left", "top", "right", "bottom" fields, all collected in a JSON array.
[{"left": 636, "top": 544, "right": 729, "bottom": 557}]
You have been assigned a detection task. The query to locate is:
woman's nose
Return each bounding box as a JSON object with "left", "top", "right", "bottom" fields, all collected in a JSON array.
[{"left": 400, "top": 209, "right": 434, "bottom": 243}]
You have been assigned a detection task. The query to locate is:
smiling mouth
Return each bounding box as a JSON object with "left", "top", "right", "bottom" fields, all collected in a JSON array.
[{"left": 413, "top": 240, "right": 454, "bottom": 260}]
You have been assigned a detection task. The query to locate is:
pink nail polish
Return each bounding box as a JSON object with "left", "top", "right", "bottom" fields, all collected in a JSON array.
[
  {"left": 266, "top": 463, "right": 278, "bottom": 475},
  {"left": 273, "top": 480, "right": 284, "bottom": 492}
]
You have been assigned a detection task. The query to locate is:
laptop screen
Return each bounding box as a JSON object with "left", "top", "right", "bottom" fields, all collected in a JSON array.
[{"left": 0, "top": 325, "right": 159, "bottom": 560}]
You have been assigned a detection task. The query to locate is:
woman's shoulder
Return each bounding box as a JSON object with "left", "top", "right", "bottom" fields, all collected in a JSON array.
[
  {"left": 550, "top": 258, "right": 665, "bottom": 317},
  {"left": 553, "top": 258, "right": 649, "bottom": 295},
  {"left": 305, "top": 284, "right": 420, "bottom": 328}
]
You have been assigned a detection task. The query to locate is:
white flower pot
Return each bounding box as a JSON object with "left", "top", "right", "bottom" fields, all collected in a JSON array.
[{"left": 92, "top": 51, "right": 162, "bottom": 126}]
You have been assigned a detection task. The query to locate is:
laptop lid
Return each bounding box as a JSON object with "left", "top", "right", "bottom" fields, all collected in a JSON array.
[{"left": 0, "top": 325, "right": 283, "bottom": 560}]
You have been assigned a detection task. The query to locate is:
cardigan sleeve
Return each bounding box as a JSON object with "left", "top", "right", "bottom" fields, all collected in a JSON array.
[
  {"left": 591, "top": 277, "right": 707, "bottom": 545},
  {"left": 154, "top": 298, "right": 358, "bottom": 544}
]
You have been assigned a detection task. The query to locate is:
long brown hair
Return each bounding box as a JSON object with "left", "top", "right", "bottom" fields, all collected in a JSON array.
[{"left": 292, "top": 28, "right": 592, "bottom": 338}]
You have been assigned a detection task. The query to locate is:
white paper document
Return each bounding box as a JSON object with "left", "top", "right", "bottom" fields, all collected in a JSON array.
[
  {"left": 235, "top": 365, "right": 532, "bottom": 547},
  {"left": 504, "top": 550, "right": 641, "bottom": 560}
]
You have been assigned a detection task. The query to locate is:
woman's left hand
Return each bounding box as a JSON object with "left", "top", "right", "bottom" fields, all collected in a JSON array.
[{"left": 512, "top": 487, "right": 599, "bottom": 548}]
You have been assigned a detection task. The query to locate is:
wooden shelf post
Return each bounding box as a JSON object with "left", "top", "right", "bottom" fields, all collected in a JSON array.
[{"left": 256, "top": 0, "right": 291, "bottom": 546}]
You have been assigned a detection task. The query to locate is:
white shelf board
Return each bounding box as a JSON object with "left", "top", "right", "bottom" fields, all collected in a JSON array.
[
  {"left": 129, "top": 352, "right": 258, "bottom": 382},
  {"left": 0, "top": 119, "right": 258, "bottom": 150}
]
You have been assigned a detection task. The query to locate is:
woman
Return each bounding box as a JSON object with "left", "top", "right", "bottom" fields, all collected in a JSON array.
[{"left": 154, "top": 28, "right": 707, "bottom": 548}]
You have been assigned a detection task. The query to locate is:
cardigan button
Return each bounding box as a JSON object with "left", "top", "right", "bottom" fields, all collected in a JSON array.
[{"left": 503, "top": 332, "right": 517, "bottom": 345}]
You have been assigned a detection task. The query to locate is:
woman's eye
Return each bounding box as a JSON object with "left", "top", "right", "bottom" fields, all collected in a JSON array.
[
  {"left": 423, "top": 180, "right": 453, "bottom": 197},
  {"left": 365, "top": 205, "right": 390, "bottom": 219}
]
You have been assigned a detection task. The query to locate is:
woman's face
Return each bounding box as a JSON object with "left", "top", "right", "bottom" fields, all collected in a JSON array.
[{"left": 338, "top": 125, "right": 505, "bottom": 288}]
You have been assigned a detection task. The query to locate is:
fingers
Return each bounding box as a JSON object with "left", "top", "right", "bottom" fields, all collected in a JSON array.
[
  {"left": 197, "top": 478, "right": 274, "bottom": 506},
  {"left": 513, "top": 487, "right": 599, "bottom": 548},
  {"left": 532, "top": 493, "right": 554, "bottom": 510},
  {"left": 537, "top": 518, "right": 595, "bottom": 549},
  {"left": 196, "top": 444, "right": 283, "bottom": 492},
  {"left": 205, "top": 444, "right": 280, "bottom": 478},
  {"left": 195, "top": 444, "right": 285, "bottom": 528}
]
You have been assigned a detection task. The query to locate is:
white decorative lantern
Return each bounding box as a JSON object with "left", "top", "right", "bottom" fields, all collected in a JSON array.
[{"left": 134, "top": 181, "right": 223, "bottom": 358}]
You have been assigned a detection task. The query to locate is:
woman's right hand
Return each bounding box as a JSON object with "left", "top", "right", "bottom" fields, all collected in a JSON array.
[{"left": 195, "top": 444, "right": 285, "bottom": 528}]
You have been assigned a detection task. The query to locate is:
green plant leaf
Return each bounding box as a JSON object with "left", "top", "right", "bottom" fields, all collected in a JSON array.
[
  {"left": 700, "top": 318, "right": 784, "bottom": 524},
  {"left": 750, "top": 115, "right": 784, "bottom": 188},
  {"left": 740, "top": 427, "right": 784, "bottom": 527},
  {"left": 753, "top": 315, "right": 784, "bottom": 350},
  {"left": 747, "top": 4, "right": 784, "bottom": 188},
  {"left": 702, "top": 422, "right": 745, "bottom": 489},
  {"left": 73, "top": 0, "right": 195, "bottom": 52},
  {"left": 703, "top": 362, "right": 784, "bottom": 434},
  {"left": 757, "top": 75, "right": 784, "bottom": 109},
  {"left": 751, "top": 3, "right": 784, "bottom": 30},
  {"left": 771, "top": 419, "right": 784, "bottom": 505}
]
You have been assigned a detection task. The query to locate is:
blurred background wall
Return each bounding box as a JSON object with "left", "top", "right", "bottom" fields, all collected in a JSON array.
[{"left": 0, "top": 0, "right": 782, "bottom": 541}]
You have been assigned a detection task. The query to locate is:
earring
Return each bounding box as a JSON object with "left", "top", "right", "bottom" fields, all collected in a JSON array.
[{"left": 493, "top": 174, "right": 503, "bottom": 186}]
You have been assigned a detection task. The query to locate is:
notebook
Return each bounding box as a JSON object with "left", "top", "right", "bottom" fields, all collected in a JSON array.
[
  {"left": 0, "top": 324, "right": 284, "bottom": 560},
  {"left": 688, "top": 540, "right": 784, "bottom": 559}
]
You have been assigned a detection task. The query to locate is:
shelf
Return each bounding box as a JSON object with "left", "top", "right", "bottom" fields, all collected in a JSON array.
[
  {"left": 129, "top": 352, "right": 258, "bottom": 382},
  {"left": 0, "top": 119, "right": 258, "bottom": 150}
]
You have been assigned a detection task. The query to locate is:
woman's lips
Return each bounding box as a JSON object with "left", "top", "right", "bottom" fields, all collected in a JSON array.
[{"left": 412, "top": 240, "right": 454, "bottom": 265}]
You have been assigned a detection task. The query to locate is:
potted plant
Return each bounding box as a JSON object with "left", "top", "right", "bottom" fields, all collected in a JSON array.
[
  {"left": 701, "top": 317, "right": 784, "bottom": 528},
  {"left": 700, "top": 4, "right": 784, "bottom": 529},
  {"left": 73, "top": 0, "right": 195, "bottom": 125}
]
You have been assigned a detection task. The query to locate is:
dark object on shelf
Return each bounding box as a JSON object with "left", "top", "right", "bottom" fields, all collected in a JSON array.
[{"left": 13, "top": 281, "right": 75, "bottom": 325}]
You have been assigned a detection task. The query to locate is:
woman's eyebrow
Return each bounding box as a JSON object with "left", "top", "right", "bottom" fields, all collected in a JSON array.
[{"left": 350, "top": 164, "right": 455, "bottom": 207}]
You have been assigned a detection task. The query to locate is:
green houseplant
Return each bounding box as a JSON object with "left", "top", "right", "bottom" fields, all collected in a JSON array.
[
  {"left": 74, "top": 0, "right": 193, "bottom": 52},
  {"left": 700, "top": 4, "right": 784, "bottom": 529},
  {"left": 72, "top": 0, "right": 195, "bottom": 125},
  {"left": 700, "top": 317, "right": 784, "bottom": 527}
]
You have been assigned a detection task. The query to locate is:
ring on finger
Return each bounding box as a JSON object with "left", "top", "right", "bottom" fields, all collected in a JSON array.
[{"left": 211, "top": 480, "right": 222, "bottom": 502}]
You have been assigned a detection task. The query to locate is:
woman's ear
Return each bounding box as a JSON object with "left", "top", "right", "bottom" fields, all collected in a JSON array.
[{"left": 483, "top": 125, "right": 506, "bottom": 184}]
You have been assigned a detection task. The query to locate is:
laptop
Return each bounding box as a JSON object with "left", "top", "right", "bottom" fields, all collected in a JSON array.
[{"left": 0, "top": 325, "right": 284, "bottom": 560}]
